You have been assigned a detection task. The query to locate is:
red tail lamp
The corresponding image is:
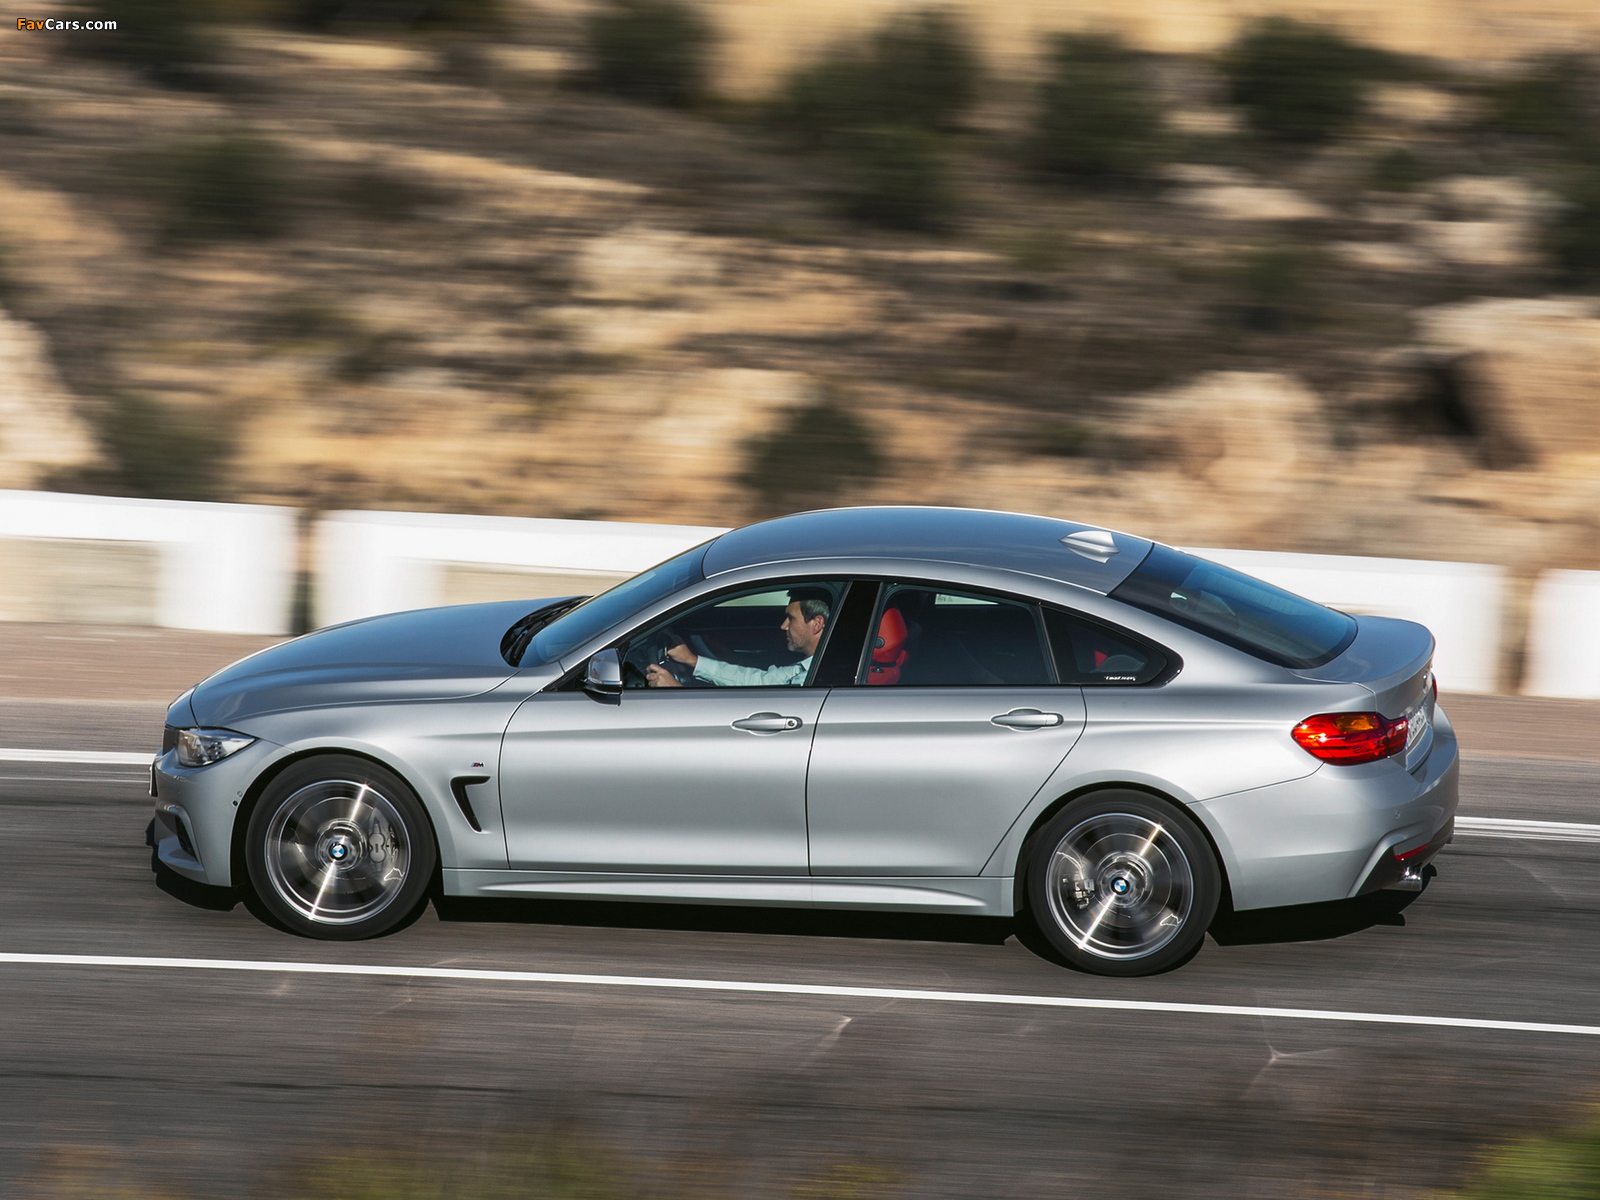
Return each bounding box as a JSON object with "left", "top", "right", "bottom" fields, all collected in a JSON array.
[{"left": 1292, "top": 712, "right": 1408, "bottom": 765}]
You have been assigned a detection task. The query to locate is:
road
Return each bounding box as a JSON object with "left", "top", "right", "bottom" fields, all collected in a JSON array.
[{"left": 0, "top": 703, "right": 1597, "bottom": 1198}]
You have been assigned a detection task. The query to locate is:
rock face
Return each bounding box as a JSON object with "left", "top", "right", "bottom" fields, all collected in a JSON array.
[
  {"left": 1414, "top": 297, "right": 1600, "bottom": 462},
  {"left": 1122, "top": 371, "right": 1326, "bottom": 488},
  {"left": 573, "top": 226, "right": 722, "bottom": 304},
  {"left": 0, "top": 308, "right": 97, "bottom": 489}
]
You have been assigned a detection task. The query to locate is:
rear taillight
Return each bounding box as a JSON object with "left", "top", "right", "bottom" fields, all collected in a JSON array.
[
  {"left": 1430, "top": 673, "right": 1438, "bottom": 702},
  {"left": 1292, "top": 712, "right": 1408, "bottom": 765}
]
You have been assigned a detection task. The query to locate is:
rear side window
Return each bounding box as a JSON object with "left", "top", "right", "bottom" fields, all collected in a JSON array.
[
  {"left": 1044, "top": 608, "right": 1170, "bottom": 686},
  {"left": 1111, "top": 544, "right": 1356, "bottom": 669},
  {"left": 865, "top": 585, "right": 1052, "bottom": 686}
]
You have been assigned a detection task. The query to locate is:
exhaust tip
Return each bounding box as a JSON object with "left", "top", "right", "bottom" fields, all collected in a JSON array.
[{"left": 1385, "top": 865, "right": 1434, "bottom": 893}]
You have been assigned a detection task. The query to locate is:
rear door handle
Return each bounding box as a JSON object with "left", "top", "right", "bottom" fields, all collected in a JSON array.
[
  {"left": 732, "top": 712, "right": 804, "bottom": 734},
  {"left": 990, "top": 708, "right": 1064, "bottom": 729}
]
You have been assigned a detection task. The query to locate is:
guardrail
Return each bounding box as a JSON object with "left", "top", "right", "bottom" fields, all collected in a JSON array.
[
  {"left": 1524, "top": 570, "right": 1600, "bottom": 700},
  {"left": 314, "top": 509, "right": 724, "bottom": 628},
  {"left": 0, "top": 490, "right": 296, "bottom": 635},
  {"left": 0, "top": 491, "right": 1594, "bottom": 696}
]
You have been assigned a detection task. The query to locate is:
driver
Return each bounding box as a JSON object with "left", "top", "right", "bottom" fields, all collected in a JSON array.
[{"left": 645, "top": 588, "right": 830, "bottom": 688}]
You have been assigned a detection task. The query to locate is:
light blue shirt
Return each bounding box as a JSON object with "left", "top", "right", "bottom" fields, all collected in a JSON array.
[{"left": 693, "top": 655, "right": 812, "bottom": 687}]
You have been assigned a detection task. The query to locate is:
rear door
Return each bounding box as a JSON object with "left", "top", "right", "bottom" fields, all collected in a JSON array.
[{"left": 805, "top": 582, "right": 1086, "bottom": 877}]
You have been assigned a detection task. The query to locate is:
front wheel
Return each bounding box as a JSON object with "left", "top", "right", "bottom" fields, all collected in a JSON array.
[
  {"left": 245, "top": 755, "right": 436, "bottom": 940},
  {"left": 1024, "top": 790, "right": 1220, "bottom": 977}
]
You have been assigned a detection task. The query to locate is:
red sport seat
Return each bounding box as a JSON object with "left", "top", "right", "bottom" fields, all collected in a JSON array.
[{"left": 867, "top": 607, "right": 909, "bottom": 685}]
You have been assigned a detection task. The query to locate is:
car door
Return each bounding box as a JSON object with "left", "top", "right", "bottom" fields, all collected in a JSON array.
[
  {"left": 498, "top": 578, "right": 859, "bottom": 875},
  {"left": 805, "top": 582, "right": 1087, "bottom": 877}
]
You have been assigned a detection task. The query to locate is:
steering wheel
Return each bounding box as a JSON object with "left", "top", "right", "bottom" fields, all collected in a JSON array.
[{"left": 653, "top": 628, "right": 697, "bottom": 685}]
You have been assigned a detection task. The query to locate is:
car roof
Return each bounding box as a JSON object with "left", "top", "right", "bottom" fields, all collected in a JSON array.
[{"left": 701, "top": 506, "right": 1152, "bottom": 595}]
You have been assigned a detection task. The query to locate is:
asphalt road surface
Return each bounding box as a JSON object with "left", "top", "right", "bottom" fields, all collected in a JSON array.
[{"left": 1, "top": 705, "right": 1597, "bottom": 1198}]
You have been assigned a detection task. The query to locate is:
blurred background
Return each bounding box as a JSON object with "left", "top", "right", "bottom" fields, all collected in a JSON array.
[
  {"left": 2, "top": 0, "right": 1599, "bottom": 559},
  {"left": 4, "top": 6, "right": 1600, "bottom": 1198}
]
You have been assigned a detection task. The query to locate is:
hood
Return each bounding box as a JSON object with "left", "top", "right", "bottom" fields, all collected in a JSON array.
[{"left": 191, "top": 600, "right": 539, "bottom": 727}]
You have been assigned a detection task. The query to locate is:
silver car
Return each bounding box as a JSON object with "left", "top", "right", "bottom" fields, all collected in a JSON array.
[{"left": 151, "top": 506, "right": 1458, "bottom": 976}]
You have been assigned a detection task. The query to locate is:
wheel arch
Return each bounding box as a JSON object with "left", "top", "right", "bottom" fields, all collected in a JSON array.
[
  {"left": 1009, "top": 782, "right": 1235, "bottom": 920},
  {"left": 230, "top": 746, "right": 445, "bottom": 901}
]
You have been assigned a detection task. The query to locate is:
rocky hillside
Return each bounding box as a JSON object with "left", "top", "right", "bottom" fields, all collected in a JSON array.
[{"left": 0, "top": 9, "right": 1597, "bottom": 590}]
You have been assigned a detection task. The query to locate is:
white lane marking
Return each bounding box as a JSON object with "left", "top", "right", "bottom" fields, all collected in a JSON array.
[
  {"left": 0, "top": 749, "right": 153, "bottom": 765},
  {"left": 2, "top": 952, "right": 1599, "bottom": 1039},
  {"left": 1457, "top": 816, "right": 1600, "bottom": 843}
]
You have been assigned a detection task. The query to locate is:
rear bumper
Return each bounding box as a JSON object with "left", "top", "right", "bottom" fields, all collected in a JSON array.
[
  {"left": 1193, "top": 709, "right": 1460, "bottom": 912},
  {"left": 1354, "top": 816, "right": 1454, "bottom": 895}
]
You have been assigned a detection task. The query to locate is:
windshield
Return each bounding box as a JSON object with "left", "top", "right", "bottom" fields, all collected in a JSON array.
[
  {"left": 526, "top": 542, "right": 710, "bottom": 665},
  {"left": 1111, "top": 544, "right": 1356, "bottom": 669}
]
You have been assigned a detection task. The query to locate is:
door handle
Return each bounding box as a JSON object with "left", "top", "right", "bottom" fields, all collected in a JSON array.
[
  {"left": 732, "top": 712, "right": 804, "bottom": 734},
  {"left": 990, "top": 708, "right": 1064, "bottom": 729}
]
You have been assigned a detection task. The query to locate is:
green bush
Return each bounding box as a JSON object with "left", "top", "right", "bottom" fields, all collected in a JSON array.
[
  {"left": 78, "top": 0, "right": 217, "bottom": 89},
  {"left": 771, "top": 8, "right": 979, "bottom": 141},
  {"left": 829, "top": 125, "right": 951, "bottom": 230},
  {"left": 161, "top": 133, "right": 291, "bottom": 241},
  {"left": 768, "top": 9, "right": 975, "bottom": 228},
  {"left": 1548, "top": 168, "right": 1600, "bottom": 281},
  {"left": 864, "top": 8, "right": 980, "bottom": 132},
  {"left": 584, "top": 0, "right": 714, "bottom": 108},
  {"left": 1232, "top": 243, "right": 1317, "bottom": 331},
  {"left": 1457, "top": 1112, "right": 1600, "bottom": 1199},
  {"left": 1484, "top": 53, "right": 1599, "bottom": 156},
  {"left": 1368, "top": 146, "right": 1426, "bottom": 192},
  {"left": 68, "top": 393, "right": 233, "bottom": 502},
  {"left": 1220, "top": 17, "right": 1386, "bottom": 144},
  {"left": 1029, "top": 32, "right": 1160, "bottom": 182},
  {"left": 742, "top": 388, "right": 883, "bottom": 515}
]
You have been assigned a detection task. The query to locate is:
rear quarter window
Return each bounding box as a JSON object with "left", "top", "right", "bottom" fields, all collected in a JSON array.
[
  {"left": 1110, "top": 544, "right": 1356, "bottom": 669},
  {"left": 1044, "top": 608, "right": 1172, "bottom": 686}
]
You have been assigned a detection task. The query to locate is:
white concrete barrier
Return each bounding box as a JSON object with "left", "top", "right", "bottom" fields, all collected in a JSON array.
[
  {"left": 1185, "top": 547, "right": 1507, "bottom": 694},
  {"left": 314, "top": 510, "right": 726, "bottom": 628},
  {"left": 1524, "top": 570, "right": 1600, "bottom": 700},
  {"left": 0, "top": 490, "right": 297, "bottom": 634}
]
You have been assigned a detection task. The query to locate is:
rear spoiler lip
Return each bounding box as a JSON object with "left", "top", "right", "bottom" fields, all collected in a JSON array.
[{"left": 1287, "top": 613, "right": 1434, "bottom": 697}]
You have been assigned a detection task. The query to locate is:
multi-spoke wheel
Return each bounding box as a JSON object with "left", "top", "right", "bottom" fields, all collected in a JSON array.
[
  {"left": 1025, "top": 790, "right": 1220, "bottom": 976},
  {"left": 245, "top": 755, "right": 436, "bottom": 940}
]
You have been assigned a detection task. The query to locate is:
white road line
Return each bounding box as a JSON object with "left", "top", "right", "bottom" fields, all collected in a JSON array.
[
  {"left": 2, "top": 952, "right": 1599, "bottom": 1039},
  {"left": 0, "top": 749, "right": 152, "bottom": 765},
  {"left": 1456, "top": 816, "right": 1600, "bottom": 843}
]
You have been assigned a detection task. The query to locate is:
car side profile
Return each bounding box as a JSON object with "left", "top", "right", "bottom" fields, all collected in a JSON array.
[{"left": 150, "top": 506, "right": 1458, "bottom": 976}]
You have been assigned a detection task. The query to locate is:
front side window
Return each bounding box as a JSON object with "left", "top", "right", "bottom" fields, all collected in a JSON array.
[
  {"left": 1044, "top": 607, "right": 1171, "bottom": 686},
  {"left": 528, "top": 543, "right": 708, "bottom": 665},
  {"left": 1111, "top": 544, "right": 1356, "bottom": 669},
  {"left": 620, "top": 580, "right": 851, "bottom": 689},
  {"left": 863, "top": 585, "right": 1052, "bottom": 686}
]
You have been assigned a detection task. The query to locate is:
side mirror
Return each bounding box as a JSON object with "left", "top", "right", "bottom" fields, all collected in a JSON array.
[{"left": 583, "top": 647, "right": 623, "bottom": 701}]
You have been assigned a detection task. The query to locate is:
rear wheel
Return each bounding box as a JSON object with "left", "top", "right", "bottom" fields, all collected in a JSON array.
[
  {"left": 1025, "top": 790, "right": 1220, "bottom": 976},
  {"left": 245, "top": 755, "right": 436, "bottom": 940}
]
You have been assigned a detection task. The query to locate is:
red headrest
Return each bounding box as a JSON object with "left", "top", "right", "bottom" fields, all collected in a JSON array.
[
  {"left": 873, "top": 608, "right": 909, "bottom": 664},
  {"left": 868, "top": 607, "right": 909, "bottom": 685}
]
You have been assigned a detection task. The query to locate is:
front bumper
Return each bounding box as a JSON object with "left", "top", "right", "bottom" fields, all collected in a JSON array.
[
  {"left": 150, "top": 738, "right": 280, "bottom": 887},
  {"left": 1194, "top": 707, "right": 1461, "bottom": 912}
]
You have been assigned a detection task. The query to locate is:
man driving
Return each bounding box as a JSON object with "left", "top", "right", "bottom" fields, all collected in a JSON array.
[{"left": 645, "top": 588, "right": 830, "bottom": 688}]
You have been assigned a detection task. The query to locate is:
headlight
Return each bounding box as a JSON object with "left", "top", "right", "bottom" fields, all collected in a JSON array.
[{"left": 174, "top": 728, "right": 256, "bottom": 768}]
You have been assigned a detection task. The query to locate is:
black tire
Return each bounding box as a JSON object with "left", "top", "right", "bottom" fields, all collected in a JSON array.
[
  {"left": 244, "top": 754, "right": 436, "bottom": 940},
  {"left": 1024, "top": 789, "right": 1220, "bottom": 977}
]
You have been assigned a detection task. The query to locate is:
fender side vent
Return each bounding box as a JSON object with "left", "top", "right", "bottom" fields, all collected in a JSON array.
[{"left": 450, "top": 775, "right": 490, "bottom": 833}]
